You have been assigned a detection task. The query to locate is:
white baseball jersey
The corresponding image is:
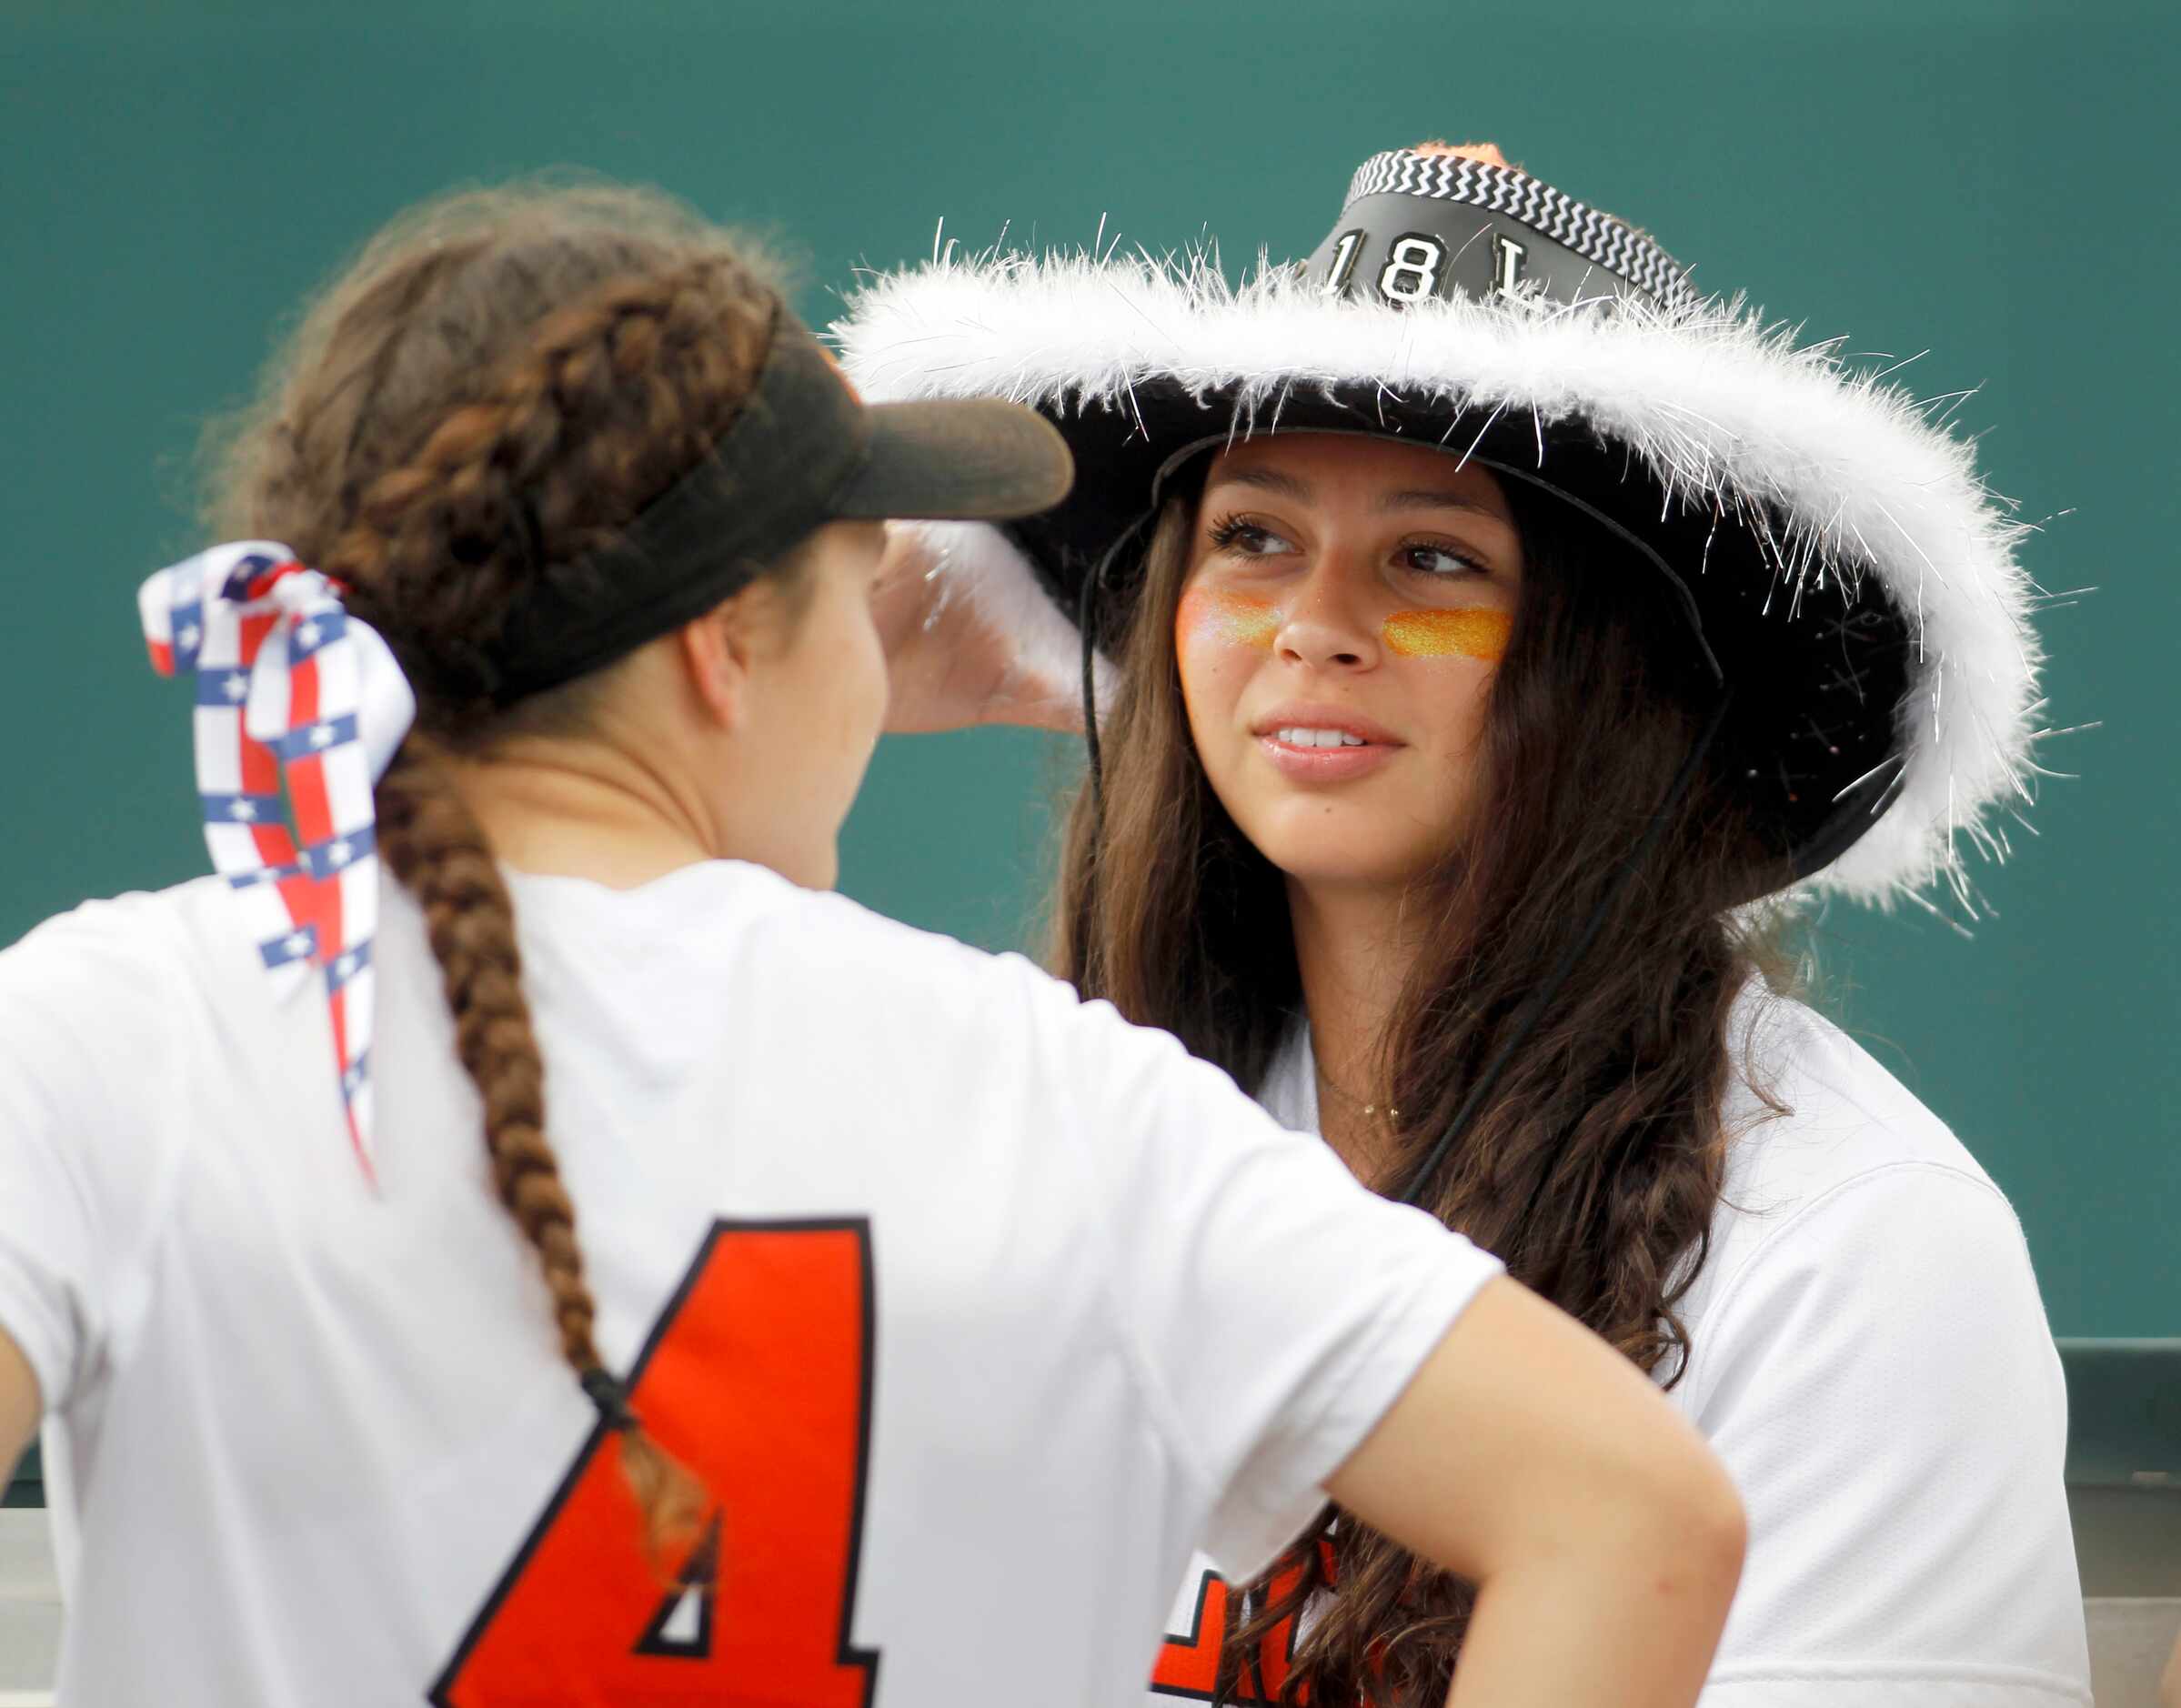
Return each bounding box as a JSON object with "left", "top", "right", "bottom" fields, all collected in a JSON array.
[
  {"left": 0, "top": 859, "right": 1502, "bottom": 1708},
  {"left": 1147, "top": 995, "right": 2090, "bottom": 1708}
]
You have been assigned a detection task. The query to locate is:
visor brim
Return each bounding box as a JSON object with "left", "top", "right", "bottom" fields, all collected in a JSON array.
[{"left": 836, "top": 398, "right": 1073, "bottom": 524}]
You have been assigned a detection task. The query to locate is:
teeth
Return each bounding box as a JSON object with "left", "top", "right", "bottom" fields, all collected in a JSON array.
[{"left": 1275, "top": 727, "right": 1366, "bottom": 749}]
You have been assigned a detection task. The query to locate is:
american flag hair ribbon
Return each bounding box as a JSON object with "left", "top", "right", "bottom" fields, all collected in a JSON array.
[{"left": 139, "top": 541, "right": 417, "bottom": 1184}]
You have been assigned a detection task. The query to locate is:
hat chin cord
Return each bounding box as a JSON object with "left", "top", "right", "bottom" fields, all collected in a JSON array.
[{"left": 1078, "top": 514, "right": 1154, "bottom": 825}]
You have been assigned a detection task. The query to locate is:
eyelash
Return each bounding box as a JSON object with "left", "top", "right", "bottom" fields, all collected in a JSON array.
[
  {"left": 1399, "top": 543, "right": 1489, "bottom": 578},
  {"left": 1204, "top": 513, "right": 1488, "bottom": 578},
  {"left": 1205, "top": 515, "right": 1272, "bottom": 554}
]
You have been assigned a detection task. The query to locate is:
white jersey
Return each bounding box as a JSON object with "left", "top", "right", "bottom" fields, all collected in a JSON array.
[
  {"left": 1149, "top": 995, "right": 2090, "bottom": 1708},
  {"left": 0, "top": 860, "right": 1502, "bottom": 1708}
]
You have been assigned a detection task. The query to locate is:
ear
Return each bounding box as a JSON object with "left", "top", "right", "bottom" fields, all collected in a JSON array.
[{"left": 675, "top": 600, "right": 761, "bottom": 730}]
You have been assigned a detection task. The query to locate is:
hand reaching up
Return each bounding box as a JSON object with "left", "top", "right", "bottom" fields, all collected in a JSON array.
[{"left": 871, "top": 523, "right": 1088, "bottom": 735}]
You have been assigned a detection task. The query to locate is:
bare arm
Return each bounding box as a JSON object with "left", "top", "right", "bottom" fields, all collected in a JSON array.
[
  {"left": 0, "top": 1326, "right": 36, "bottom": 1494},
  {"left": 870, "top": 525, "right": 1081, "bottom": 733},
  {"left": 1326, "top": 1277, "right": 1744, "bottom": 1708}
]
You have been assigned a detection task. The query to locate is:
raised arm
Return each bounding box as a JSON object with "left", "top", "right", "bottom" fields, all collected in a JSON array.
[
  {"left": 870, "top": 522, "right": 1082, "bottom": 733},
  {"left": 1328, "top": 1275, "right": 1744, "bottom": 1708}
]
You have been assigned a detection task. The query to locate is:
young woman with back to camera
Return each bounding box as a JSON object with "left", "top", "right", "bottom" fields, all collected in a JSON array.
[
  {"left": 845, "top": 141, "right": 2090, "bottom": 1705},
  {"left": 0, "top": 179, "right": 1744, "bottom": 1707}
]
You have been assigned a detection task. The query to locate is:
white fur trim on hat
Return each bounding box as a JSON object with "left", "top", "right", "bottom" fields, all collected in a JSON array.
[{"left": 836, "top": 247, "right": 2045, "bottom": 910}]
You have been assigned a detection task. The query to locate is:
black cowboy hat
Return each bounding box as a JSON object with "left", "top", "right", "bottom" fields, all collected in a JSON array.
[{"left": 838, "top": 145, "right": 2043, "bottom": 906}]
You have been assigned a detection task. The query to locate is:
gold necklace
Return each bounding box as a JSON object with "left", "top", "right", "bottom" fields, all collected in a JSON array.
[{"left": 1314, "top": 1059, "right": 1399, "bottom": 1123}]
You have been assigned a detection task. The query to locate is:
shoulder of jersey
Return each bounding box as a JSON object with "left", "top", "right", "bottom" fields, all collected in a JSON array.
[
  {"left": 695, "top": 859, "right": 1030, "bottom": 980},
  {"left": 1710, "top": 991, "right": 2009, "bottom": 1247},
  {"left": 0, "top": 874, "right": 238, "bottom": 987},
  {"left": 568, "top": 859, "right": 1068, "bottom": 1042},
  {"left": 1656, "top": 990, "right": 2039, "bottom": 1395}
]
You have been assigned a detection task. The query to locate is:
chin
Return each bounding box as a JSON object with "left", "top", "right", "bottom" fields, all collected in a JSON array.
[{"left": 1242, "top": 818, "right": 1443, "bottom": 893}]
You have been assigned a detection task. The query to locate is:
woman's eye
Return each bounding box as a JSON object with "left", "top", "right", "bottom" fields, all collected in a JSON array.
[
  {"left": 1207, "top": 517, "right": 1296, "bottom": 558},
  {"left": 1401, "top": 544, "right": 1484, "bottom": 578}
]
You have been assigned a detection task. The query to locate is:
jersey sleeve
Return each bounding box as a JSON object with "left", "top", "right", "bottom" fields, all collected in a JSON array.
[
  {"left": 0, "top": 899, "right": 195, "bottom": 1419},
  {"left": 1036, "top": 979, "right": 1503, "bottom": 1583},
  {"left": 1686, "top": 1162, "right": 2091, "bottom": 1706}
]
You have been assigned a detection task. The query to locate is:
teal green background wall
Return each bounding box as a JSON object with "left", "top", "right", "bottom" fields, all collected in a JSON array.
[{"left": 2, "top": 0, "right": 2174, "bottom": 1334}]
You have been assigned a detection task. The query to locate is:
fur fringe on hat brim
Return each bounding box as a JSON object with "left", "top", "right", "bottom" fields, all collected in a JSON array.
[{"left": 836, "top": 247, "right": 2045, "bottom": 911}]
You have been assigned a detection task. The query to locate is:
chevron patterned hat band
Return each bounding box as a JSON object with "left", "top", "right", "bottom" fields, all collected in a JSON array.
[{"left": 1300, "top": 146, "right": 1698, "bottom": 314}]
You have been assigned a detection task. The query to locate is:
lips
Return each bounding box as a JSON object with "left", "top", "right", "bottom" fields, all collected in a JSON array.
[
  {"left": 1247, "top": 705, "right": 1403, "bottom": 747},
  {"left": 1249, "top": 705, "right": 1404, "bottom": 783}
]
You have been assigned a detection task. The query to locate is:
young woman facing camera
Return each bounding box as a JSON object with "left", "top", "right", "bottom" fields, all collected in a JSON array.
[
  {"left": 845, "top": 143, "right": 2089, "bottom": 1704},
  {"left": 0, "top": 179, "right": 1742, "bottom": 1707}
]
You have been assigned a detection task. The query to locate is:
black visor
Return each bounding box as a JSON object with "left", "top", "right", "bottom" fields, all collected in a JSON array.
[{"left": 486, "top": 305, "right": 1072, "bottom": 705}]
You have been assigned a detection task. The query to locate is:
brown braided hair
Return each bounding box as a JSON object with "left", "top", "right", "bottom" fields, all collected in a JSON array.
[
  {"left": 206, "top": 181, "right": 794, "bottom": 1557},
  {"left": 1055, "top": 480, "right": 1794, "bottom": 1704}
]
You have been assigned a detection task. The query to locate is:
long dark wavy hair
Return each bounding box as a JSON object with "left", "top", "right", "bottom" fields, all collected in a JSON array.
[{"left": 1053, "top": 469, "right": 1795, "bottom": 1705}]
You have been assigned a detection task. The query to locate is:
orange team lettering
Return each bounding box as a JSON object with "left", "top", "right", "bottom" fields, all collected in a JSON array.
[
  {"left": 1151, "top": 1548, "right": 1332, "bottom": 1706},
  {"left": 432, "top": 1220, "right": 878, "bottom": 1707}
]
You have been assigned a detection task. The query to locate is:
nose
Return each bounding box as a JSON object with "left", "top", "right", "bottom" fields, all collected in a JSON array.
[{"left": 1275, "top": 559, "right": 1378, "bottom": 670}]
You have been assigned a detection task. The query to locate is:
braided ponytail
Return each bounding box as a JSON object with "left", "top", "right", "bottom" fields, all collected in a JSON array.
[
  {"left": 376, "top": 736, "right": 703, "bottom": 1556},
  {"left": 206, "top": 183, "right": 791, "bottom": 1559}
]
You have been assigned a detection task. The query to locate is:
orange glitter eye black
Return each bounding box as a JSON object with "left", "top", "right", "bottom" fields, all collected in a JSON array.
[{"left": 1382, "top": 608, "right": 1511, "bottom": 661}]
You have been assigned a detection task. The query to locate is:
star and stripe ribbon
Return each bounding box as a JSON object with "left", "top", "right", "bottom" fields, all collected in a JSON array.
[{"left": 140, "top": 541, "right": 417, "bottom": 1184}]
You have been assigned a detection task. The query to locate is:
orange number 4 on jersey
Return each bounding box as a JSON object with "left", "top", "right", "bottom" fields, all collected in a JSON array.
[
  {"left": 1151, "top": 1543, "right": 1332, "bottom": 1707},
  {"left": 431, "top": 1219, "right": 880, "bottom": 1707},
  {"left": 1151, "top": 1568, "right": 1297, "bottom": 1706}
]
